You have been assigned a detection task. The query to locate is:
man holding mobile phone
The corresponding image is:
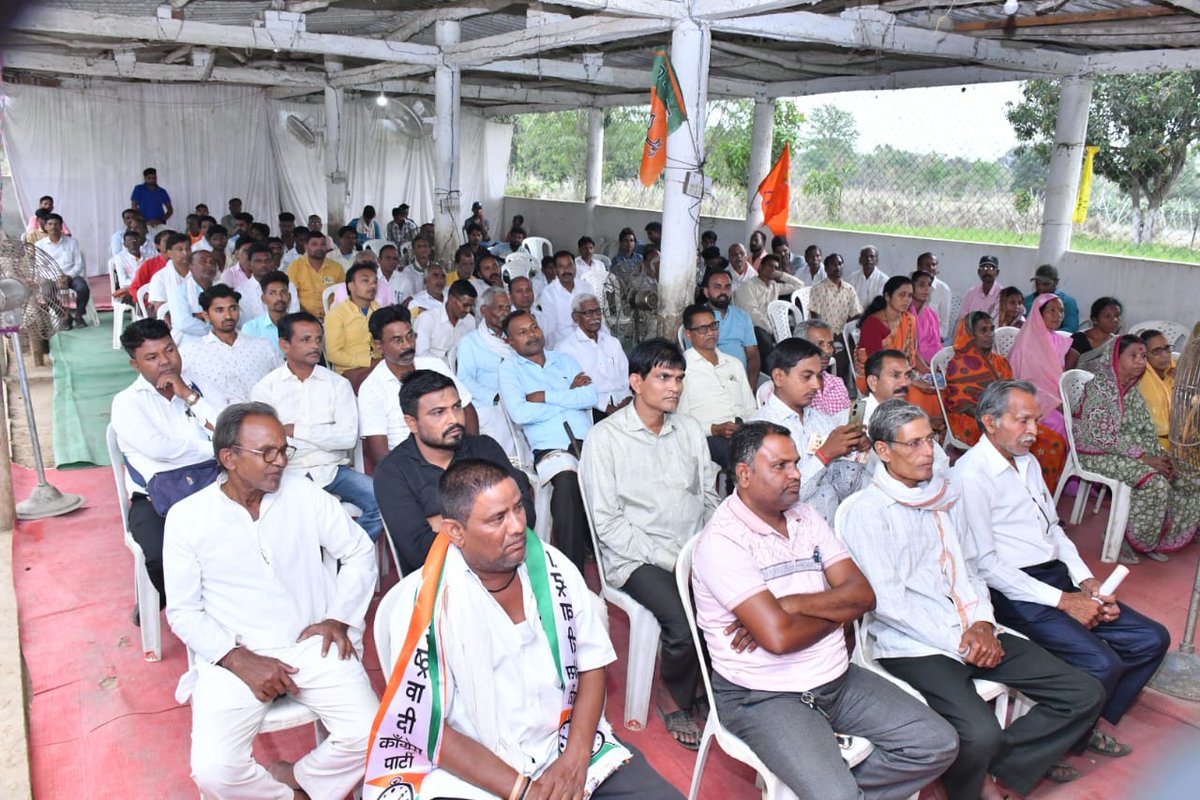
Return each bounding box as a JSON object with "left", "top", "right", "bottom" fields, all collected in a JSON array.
[{"left": 751, "top": 338, "right": 870, "bottom": 525}]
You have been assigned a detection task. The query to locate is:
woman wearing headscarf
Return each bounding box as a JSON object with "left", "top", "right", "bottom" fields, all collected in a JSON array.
[
  {"left": 1074, "top": 335, "right": 1200, "bottom": 563},
  {"left": 1008, "top": 294, "right": 1073, "bottom": 440},
  {"left": 944, "top": 311, "right": 1067, "bottom": 490},
  {"left": 1136, "top": 329, "right": 1177, "bottom": 452}
]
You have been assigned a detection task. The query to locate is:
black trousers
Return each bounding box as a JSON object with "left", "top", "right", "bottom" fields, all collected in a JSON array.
[
  {"left": 67, "top": 275, "right": 90, "bottom": 320},
  {"left": 128, "top": 493, "right": 167, "bottom": 601},
  {"left": 990, "top": 560, "right": 1170, "bottom": 724},
  {"left": 881, "top": 634, "right": 1105, "bottom": 799},
  {"left": 620, "top": 564, "right": 701, "bottom": 712},
  {"left": 534, "top": 447, "right": 590, "bottom": 575},
  {"left": 753, "top": 325, "right": 777, "bottom": 362}
]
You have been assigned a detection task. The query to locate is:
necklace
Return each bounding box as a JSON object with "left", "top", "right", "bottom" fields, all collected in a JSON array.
[{"left": 486, "top": 571, "right": 518, "bottom": 593}]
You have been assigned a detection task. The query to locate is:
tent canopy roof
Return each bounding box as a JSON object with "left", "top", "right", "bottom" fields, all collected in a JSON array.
[{"left": 6, "top": 1, "right": 1200, "bottom": 113}]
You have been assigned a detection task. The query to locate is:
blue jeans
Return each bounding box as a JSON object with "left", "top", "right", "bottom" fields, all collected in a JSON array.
[{"left": 319, "top": 466, "right": 382, "bottom": 541}]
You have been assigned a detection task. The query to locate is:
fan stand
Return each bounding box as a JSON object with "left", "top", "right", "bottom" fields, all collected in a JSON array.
[
  {"left": 4, "top": 329, "right": 84, "bottom": 519},
  {"left": 1148, "top": 559, "right": 1200, "bottom": 701}
]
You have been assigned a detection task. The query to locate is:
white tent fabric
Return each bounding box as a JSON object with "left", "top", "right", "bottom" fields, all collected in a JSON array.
[
  {"left": 2, "top": 82, "right": 280, "bottom": 276},
  {"left": 3, "top": 81, "right": 513, "bottom": 276}
]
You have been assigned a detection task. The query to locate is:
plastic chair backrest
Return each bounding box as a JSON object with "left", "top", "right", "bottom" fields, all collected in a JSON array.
[
  {"left": 1129, "top": 319, "right": 1190, "bottom": 352},
  {"left": 137, "top": 285, "right": 153, "bottom": 318},
  {"left": 503, "top": 252, "right": 540, "bottom": 283},
  {"left": 843, "top": 321, "right": 859, "bottom": 379},
  {"left": 1060, "top": 369, "right": 1093, "bottom": 460},
  {"left": 792, "top": 285, "right": 811, "bottom": 318},
  {"left": 106, "top": 424, "right": 131, "bottom": 532},
  {"left": 674, "top": 537, "right": 718, "bottom": 725},
  {"left": 520, "top": 237, "right": 553, "bottom": 261},
  {"left": 992, "top": 326, "right": 1019, "bottom": 358},
  {"left": 363, "top": 238, "right": 390, "bottom": 254},
  {"left": 767, "top": 299, "right": 797, "bottom": 343},
  {"left": 322, "top": 284, "right": 339, "bottom": 313}
]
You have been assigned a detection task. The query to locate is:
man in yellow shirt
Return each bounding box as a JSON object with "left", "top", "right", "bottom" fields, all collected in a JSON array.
[
  {"left": 286, "top": 232, "right": 345, "bottom": 319},
  {"left": 325, "top": 262, "right": 381, "bottom": 387}
]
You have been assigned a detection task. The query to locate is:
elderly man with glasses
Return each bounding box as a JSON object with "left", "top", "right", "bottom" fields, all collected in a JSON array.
[
  {"left": 839, "top": 399, "right": 1105, "bottom": 800},
  {"left": 164, "top": 402, "right": 378, "bottom": 800},
  {"left": 555, "top": 293, "right": 631, "bottom": 423}
]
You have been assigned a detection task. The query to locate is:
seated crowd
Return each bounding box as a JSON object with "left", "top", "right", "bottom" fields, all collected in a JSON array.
[{"left": 97, "top": 185, "right": 1192, "bottom": 799}]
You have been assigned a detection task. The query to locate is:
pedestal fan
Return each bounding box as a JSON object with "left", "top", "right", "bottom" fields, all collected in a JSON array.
[
  {"left": 1150, "top": 321, "right": 1200, "bottom": 700},
  {"left": 0, "top": 240, "right": 85, "bottom": 519}
]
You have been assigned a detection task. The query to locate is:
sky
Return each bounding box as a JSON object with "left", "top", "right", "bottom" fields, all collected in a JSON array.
[{"left": 786, "top": 81, "right": 1027, "bottom": 161}]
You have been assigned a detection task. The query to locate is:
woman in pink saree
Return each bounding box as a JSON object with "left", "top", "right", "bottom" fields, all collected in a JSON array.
[{"left": 1008, "top": 294, "right": 1073, "bottom": 439}]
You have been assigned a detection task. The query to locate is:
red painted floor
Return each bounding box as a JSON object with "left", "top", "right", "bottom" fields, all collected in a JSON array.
[{"left": 10, "top": 464, "right": 1200, "bottom": 799}]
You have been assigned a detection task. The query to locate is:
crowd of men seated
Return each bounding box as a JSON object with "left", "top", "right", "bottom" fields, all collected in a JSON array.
[{"left": 94, "top": 177, "right": 1191, "bottom": 799}]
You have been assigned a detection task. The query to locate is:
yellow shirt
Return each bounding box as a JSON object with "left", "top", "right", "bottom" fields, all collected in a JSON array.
[
  {"left": 287, "top": 255, "right": 345, "bottom": 319},
  {"left": 324, "top": 298, "right": 381, "bottom": 373}
]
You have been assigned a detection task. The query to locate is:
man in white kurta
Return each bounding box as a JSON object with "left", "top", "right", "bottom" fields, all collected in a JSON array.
[
  {"left": 554, "top": 294, "right": 631, "bottom": 420},
  {"left": 164, "top": 405, "right": 378, "bottom": 800}
]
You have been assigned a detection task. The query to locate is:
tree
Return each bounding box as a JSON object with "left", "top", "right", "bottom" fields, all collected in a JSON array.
[
  {"left": 703, "top": 98, "right": 804, "bottom": 189},
  {"left": 1007, "top": 72, "right": 1200, "bottom": 243},
  {"left": 797, "top": 104, "right": 859, "bottom": 220},
  {"left": 508, "top": 110, "right": 586, "bottom": 186}
]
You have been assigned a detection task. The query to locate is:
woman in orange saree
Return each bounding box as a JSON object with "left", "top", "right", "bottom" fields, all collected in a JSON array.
[
  {"left": 856, "top": 275, "right": 944, "bottom": 425},
  {"left": 945, "top": 311, "right": 1068, "bottom": 490}
]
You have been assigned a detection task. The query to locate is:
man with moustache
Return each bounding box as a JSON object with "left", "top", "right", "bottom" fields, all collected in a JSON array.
[
  {"left": 700, "top": 268, "right": 760, "bottom": 386},
  {"left": 372, "top": 370, "right": 534, "bottom": 574},
  {"left": 581, "top": 339, "right": 718, "bottom": 749},
  {"left": 862, "top": 349, "right": 950, "bottom": 472},
  {"left": 408, "top": 263, "right": 447, "bottom": 316},
  {"left": 166, "top": 248, "right": 218, "bottom": 345},
  {"left": 324, "top": 262, "right": 382, "bottom": 381},
  {"left": 508, "top": 275, "right": 547, "bottom": 332},
  {"left": 539, "top": 251, "right": 593, "bottom": 348},
  {"left": 113, "top": 319, "right": 224, "bottom": 603},
  {"left": 241, "top": 271, "right": 293, "bottom": 357},
  {"left": 498, "top": 309, "right": 595, "bottom": 573},
  {"left": 357, "top": 306, "right": 477, "bottom": 468},
  {"left": 414, "top": 278, "right": 477, "bottom": 362},
  {"left": 846, "top": 246, "right": 888, "bottom": 308},
  {"left": 953, "top": 380, "right": 1166, "bottom": 760},
  {"left": 147, "top": 233, "right": 194, "bottom": 319},
  {"left": 555, "top": 293, "right": 631, "bottom": 423},
  {"left": 287, "top": 227, "right": 344, "bottom": 319},
  {"left": 917, "top": 252, "right": 953, "bottom": 340},
  {"left": 691, "top": 422, "right": 959, "bottom": 799},
  {"left": 251, "top": 312, "right": 382, "bottom": 542},
  {"left": 164, "top": 403, "right": 378, "bottom": 800}
]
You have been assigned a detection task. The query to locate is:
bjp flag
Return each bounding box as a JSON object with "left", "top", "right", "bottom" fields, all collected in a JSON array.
[
  {"left": 639, "top": 49, "right": 687, "bottom": 187},
  {"left": 758, "top": 143, "right": 791, "bottom": 236}
]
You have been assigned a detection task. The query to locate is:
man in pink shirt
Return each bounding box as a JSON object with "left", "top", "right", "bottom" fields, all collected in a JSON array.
[
  {"left": 690, "top": 421, "right": 957, "bottom": 799},
  {"left": 958, "top": 255, "right": 1005, "bottom": 323}
]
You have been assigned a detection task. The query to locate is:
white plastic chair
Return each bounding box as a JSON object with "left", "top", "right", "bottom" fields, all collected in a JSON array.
[
  {"left": 677, "top": 324, "right": 687, "bottom": 352},
  {"left": 790, "top": 286, "right": 811, "bottom": 320},
  {"left": 1129, "top": 319, "right": 1190, "bottom": 352},
  {"left": 674, "top": 538, "right": 873, "bottom": 800},
  {"left": 362, "top": 238, "right": 390, "bottom": 254},
  {"left": 519, "top": 236, "right": 553, "bottom": 261},
  {"left": 1055, "top": 370, "right": 1132, "bottom": 563},
  {"left": 843, "top": 321, "right": 860, "bottom": 382},
  {"left": 767, "top": 299, "right": 800, "bottom": 343},
  {"left": 991, "top": 326, "right": 1019, "bottom": 358},
  {"left": 930, "top": 345, "right": 972, "bottom": 452},
  {"left": 106, "top": 424, "right": 162, "bottom": 662},
  {"left": 948, "top": 294, "right": 963, "bottom": 327},
  {"left": 502, "top": 252, "right": 540, "bottom": 284},
  {"left": 137, "top": 285, "right": 153, "bottom": 319},
  {"left": 373, "top": 576, "right": 409, "bottom": 681},
  {"left": 321, "top": 284, "right": 339, "bottom": 314},
  {"left": 110, "top": 267, "right": 132, "bottom": 349},
  {"left": 578, "top": 460, "right": 662, "bottom": 731}
]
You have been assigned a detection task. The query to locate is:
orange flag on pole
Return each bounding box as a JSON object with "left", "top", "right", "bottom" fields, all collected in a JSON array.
[
  {"left": 639, "top": 49, "right": 688, "bottom": 187},
  {"left": 757, "top": 142, "right": 791, "bottom": 236}
]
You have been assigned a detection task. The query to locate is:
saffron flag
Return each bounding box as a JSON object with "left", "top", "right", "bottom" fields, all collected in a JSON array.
[
  {"left": 639, "top": 49, "right": 688, "bottom": 187},
  {"left": 1072, "top": 145, "right": 1101, "bottom": 224},
  {"left": 758, "top": 142, "right": 791, "bottom": 236}
]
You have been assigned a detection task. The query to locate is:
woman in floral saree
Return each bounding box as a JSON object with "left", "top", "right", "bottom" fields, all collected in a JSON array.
[{"left": 1074, "top": 335, "right": 1200, "bottom": 563}]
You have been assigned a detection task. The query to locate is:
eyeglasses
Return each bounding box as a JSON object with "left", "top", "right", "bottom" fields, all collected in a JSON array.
[
  {"left": 1148, "top": 346, "right": 1172, "bottom": 356},
  {"left": 233, "top": 444, "right": 296, "bottom": 464},
  {"left": 978, "top": 266, "right": 998, "bottom": 273},
  {"left": 688, "top": 322, "right": 720, "bottom": 334},
  {"left": 887, "top": 434, "right": 937, "bottom": 452},
  {"left": 577, "top": 308, "right": 604, "bottom": 317}
]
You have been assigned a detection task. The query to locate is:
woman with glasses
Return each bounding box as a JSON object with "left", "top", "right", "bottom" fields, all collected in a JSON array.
[
  {"left": 1074, "top": 335, "right": 1200, "bottom": 563},
  {"left": 1135, "top": 329, "right": 1178, "bottom": 452}
]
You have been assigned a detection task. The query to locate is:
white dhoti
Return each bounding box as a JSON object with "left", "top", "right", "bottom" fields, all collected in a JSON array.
[{"left": 189, "top": 636, "right": 379, "bottom": 800}]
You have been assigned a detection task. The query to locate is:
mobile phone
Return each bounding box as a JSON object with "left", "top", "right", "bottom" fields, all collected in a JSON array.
[{"left": 847, "top": 399, "right": 868, "bottom": 428}]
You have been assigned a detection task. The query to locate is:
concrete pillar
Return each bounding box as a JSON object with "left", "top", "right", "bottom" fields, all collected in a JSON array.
[
  {"left": 323, "top": 57, "right": 348, "bottom": 230},
  {"left": 1035, "top": 76, "right": 1093, "bottom": 269},
  {"left": 584, "top": 106, "right": 604, "bottom": 235},
  {"left": 657, "top": 18, "right": 711, "bottom": 339},
  {"left": 434, "top": 20, "right": 462, "bottom": 266},
  {"left": 744, "top": 97, "right": 775, "bottom": 242}
]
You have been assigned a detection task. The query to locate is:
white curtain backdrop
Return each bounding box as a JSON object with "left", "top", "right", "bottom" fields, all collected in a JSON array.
[
  {"left": 2, "top": 82, "right": 280, "bottom": 275},
  {"left": 3, "top": 82, "right": 513, "bottom": 274}
]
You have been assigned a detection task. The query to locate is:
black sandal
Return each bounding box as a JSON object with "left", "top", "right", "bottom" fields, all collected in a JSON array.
[
  {"left": 657, "top": 706, "right": 701, "bottom": 750},
  {"left": 1087, "top": 728, "right": 1133, "bottom": 757},
  {"left": 1045, "top": 760, "right": 1082, "bottom": 783}
]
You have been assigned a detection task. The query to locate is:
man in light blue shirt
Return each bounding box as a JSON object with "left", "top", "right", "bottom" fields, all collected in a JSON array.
[
  {"left": 700, "top": 268, "right": 760, "bottom": 386},
  {"left": 241, "top": 270, "right": 292, "bottom": 357},
  {"left": 166, "top": 249, "right": 216, "bottom": 345},
  {"left": 498, "top": 309, "right": 595, "bottom": 571}
]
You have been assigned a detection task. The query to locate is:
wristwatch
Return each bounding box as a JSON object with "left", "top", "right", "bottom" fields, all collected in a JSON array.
[{"left": 184, "top": 391, "right": 200, "bottom": 407}]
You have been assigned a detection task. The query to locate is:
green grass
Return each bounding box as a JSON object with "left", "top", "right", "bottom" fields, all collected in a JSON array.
[{"left": 811, "top": 220, "right": 1200, "bottom": 265}]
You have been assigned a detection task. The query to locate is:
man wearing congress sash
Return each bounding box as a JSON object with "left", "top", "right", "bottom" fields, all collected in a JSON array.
[{"left": 365, "top": 459, "right": 682, "bottom": 799}]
